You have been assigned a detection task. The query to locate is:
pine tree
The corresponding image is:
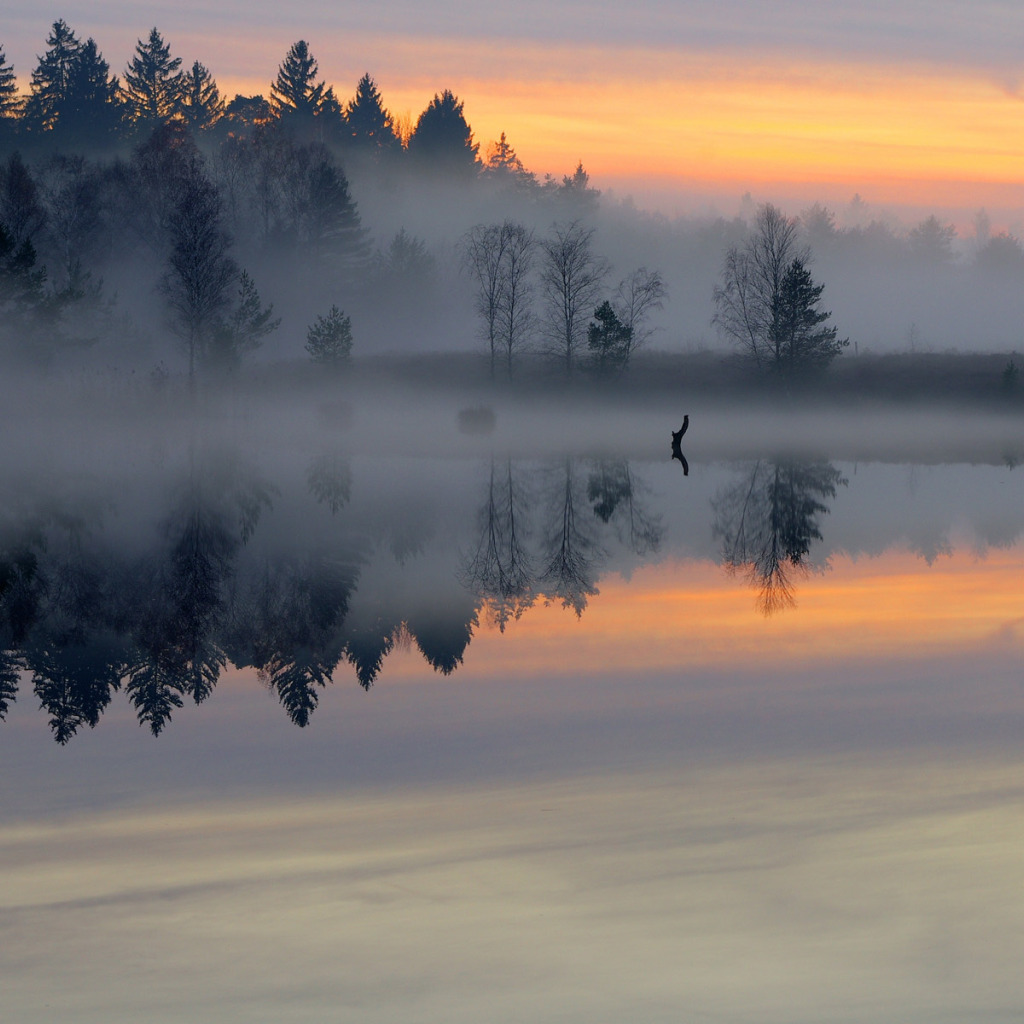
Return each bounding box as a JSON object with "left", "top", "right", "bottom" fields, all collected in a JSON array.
[
  {"left": 121, "top": 28, "right": 184, "bottom": 133},
  {"left": 23, "top": 20, "right": 83, "bottom": 133},
  {"left": 776, "top": 258, "right": 846, "bottom": 370},
  {"left": 305, "top": 306, "right": 352, "bottom": 366},
  {"left": 407, "top": 90, "right": 479, "bottom": 178},
  {"left": 180, "top": 61, "right": 224, "bottom": 134},
  {"left": 344, "top": 74, "right": 400, "bottom": 156},
  {"left": 0, "top": 46, "right": 21, "bottom": 123},
  {"left": 270, "top": 41, "right": 324, "bottom": 124},
  {"left": 482, "top": 132, "right": 535, "bottom": 189},
  {"left": 587, "top": 300, "right": 632, "bottom": 374}
]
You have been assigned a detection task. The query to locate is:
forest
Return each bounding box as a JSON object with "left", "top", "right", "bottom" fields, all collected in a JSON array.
[{"left": 1, "top": 21, "right": 1024, "bottom": 393}]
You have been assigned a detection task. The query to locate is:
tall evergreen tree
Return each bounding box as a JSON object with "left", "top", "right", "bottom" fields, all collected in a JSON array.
[
  {"left": 160, "top": 160, "right": 238, "bottom": 379},
  {"left": 344, "top": 73, "right": 400, "bottom": 156},
  {"left": 60, "top": 39, "right": 124, "bottom": 148},
  {"left": 269, "top": 41, "right": 325, "bottom": 127},
  {"left": 121, "top": 28, "right": 184, "bottom": 133},
  {"left": 407, "top": 90, "right": 479, "bottom": 178},
  {"left": 0, "top": 46, "right": 20, "bottom": 124},
  {"left": 180, "top": 60, "right": 224, "bottom": 134},
  {"left": 23, "top": 20, "right": 83, "bottom": 133}
]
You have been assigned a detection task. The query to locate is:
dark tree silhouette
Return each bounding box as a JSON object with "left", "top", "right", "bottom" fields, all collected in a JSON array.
[
  {"left": 121, "top": 28, "right": 184, "bottom": 133},
  {"left": 23, "top": 20, "right": 82, "bottom": 134},
  {"left": 712, "top": 459, "right": 846, "bottom": 614},
  {"left": 539, "top": 221, "right": 608, "bottom": 375},
  {"left": 556, "top": 161, "right": 600, "bottom": 215},
  {"left": 587, "top": 300, "right": 632, "bottom": 374},
  {"left": 482, "top": 133, "right": 537, "bottom": 191},
  {"left": 57, "top": 38, "right": 124, "bottom": 148},
  {"left": 220, "top": 93, "right": 271, "bottom": 139},
  {"left": 270, "top": 41, "right": 326, "bottom": 130},
  {"left": 180, "top": 61, "right": 224, "bottom": 134},
  {"left": 0, "top": 648, "right": 19, "bottom": 721},
  {"left": 776, "top": 258, "right": 846, "bottom": 371},
  {"left": 160, "top": 160, "right": 238, "bottom": 379},
  {"left": 408, "top": 599, "right": 478, "bottom": 676},
  {"left": 28, "top": 631, "right": 126, "bottom": 744},
  {"left": 407, "top": 90, "right": 479, "bottom": 177},
  {"left": 344, "top": 73, "right": 400, "bottom": 157},
  {"left": 0, "top": 46, "right": 19, "bottom": 126}
]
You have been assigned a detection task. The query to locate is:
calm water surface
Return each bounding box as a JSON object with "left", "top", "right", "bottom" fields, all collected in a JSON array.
[{"left": 2, "top": 396, "right": 1023, "bottom": 1023}]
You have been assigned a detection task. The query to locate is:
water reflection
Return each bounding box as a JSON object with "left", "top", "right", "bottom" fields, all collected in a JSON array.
[
  {"left": 1, "top": 440, "right": 1021, "bottom": 740},
  {"left": 712, "top": 460, "right": 846, "bottom": 614}
]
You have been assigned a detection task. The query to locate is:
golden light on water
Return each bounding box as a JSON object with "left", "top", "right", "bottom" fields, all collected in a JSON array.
[{"left": 369, "top": 546, "right": 1024, "bottom": 683}]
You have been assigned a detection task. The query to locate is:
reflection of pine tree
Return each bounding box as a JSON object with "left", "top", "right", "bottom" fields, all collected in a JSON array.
[
  {"left": 344, "top": 612, "right": 399, "bottom": 690},
  {"left": 0, "top": 648, "right": 21, "bottom": 720},
  {"left": 29, "top": 633, "right": 126, "bottom": 743},
  {"left": 240, "top": 556, "right": 357, "bottom": 724},
  {"left": 407, "top": 595, "right": 478, "bottom": 676},
  {"left": 587, "top": 459, "right": 662, "bottom": 555},
  {"left": 712, "top": 459, "right": 846, "bottom": 614},
  {"left": 461, "top": 459, "right": 535, "bottom": 631}
]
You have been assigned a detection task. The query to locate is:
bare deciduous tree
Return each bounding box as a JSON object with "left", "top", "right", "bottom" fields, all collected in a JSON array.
[
  {"left": 539, "top": 220, "right": 607, "bottom": 375},
  {"left": 613, "top": 266, "right": 666, "bottom": 363},
  {"left": 463, "top": 220, "right": 535, "bottom": 378}
]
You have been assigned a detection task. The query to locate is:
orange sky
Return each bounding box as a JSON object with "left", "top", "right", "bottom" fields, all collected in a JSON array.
[
  {"left": 7, "top": 15, "right": 1023, "bottom": 217},
  {"left": 208, "top": 36, "right": 1024, "bottom": 216}
]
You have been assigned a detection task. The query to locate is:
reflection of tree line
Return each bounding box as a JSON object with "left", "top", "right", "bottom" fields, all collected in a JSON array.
[
  {"left": 0, "top": 451, "right": 843, "bottom": 741},
  {"left": 712, "top": 459, "right": 846, "bottom": 614},
  {"left": 461, "top": 458, "right": 663, "bottom": 626}
]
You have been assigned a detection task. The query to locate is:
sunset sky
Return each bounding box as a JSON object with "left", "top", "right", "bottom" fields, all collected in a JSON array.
[{"left": 5, "top": 3, "right": 1024, "bottom": 218}]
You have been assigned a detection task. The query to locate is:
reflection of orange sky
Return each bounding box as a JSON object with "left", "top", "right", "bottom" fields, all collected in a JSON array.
[
  {"left": 213, "top": 35, "right": 1024, "bottom": 212},
  {"left": 373, "top": 547, "right": 1024, "bottom": 683}
]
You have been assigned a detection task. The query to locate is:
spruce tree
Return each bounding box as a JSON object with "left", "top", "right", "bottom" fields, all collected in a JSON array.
[
  {"left": 0, "top": 46, "right": 20, "bottom": 122},
  {"left": 61, "top": 39, "right": 124, "bottom": 147},
  {"left": 180, "top": 61, "right": 224, "bottom": 134},
  {"left": 344, "top": 74, "right": 400, "bottom": 156},
  {"left": 407, "top": 90, "right": 479, "bottom": 178},
  {"left": 121, "top": 28, "right": 184, "bottom": 133},
  {"left": 23, "top": 20, "right": 83, "bottom": 133},
  {"left": 269, "top": 41, "right": 324, "bottom": 124}
]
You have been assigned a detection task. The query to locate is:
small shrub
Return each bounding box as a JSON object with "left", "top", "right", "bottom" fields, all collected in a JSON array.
[{"left": 305, "top": 306, "right": 353, "bottom": 366}]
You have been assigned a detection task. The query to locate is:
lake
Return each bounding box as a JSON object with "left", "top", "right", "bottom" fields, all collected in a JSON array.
[{"left": 2, "top": 386, "right": 1023, "bottom": 1023}]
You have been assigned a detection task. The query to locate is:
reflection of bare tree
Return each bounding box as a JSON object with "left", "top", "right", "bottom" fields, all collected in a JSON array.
[
  {"left": 712, "top": 459, "right": 846, "bottom": 614},
  {"left": 539, "top": 459, "right": 600, "bottom": 617},
  {"left": 587, "top": 459, "right": 663, "bottom": 555},
  {"left": 461, "top": 459, "right": 535, "bottom": 631}
]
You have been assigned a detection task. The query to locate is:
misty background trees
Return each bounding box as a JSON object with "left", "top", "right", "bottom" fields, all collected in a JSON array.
[{"left": 0, "top": 19, "right": 1020, "bottom": 381}]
